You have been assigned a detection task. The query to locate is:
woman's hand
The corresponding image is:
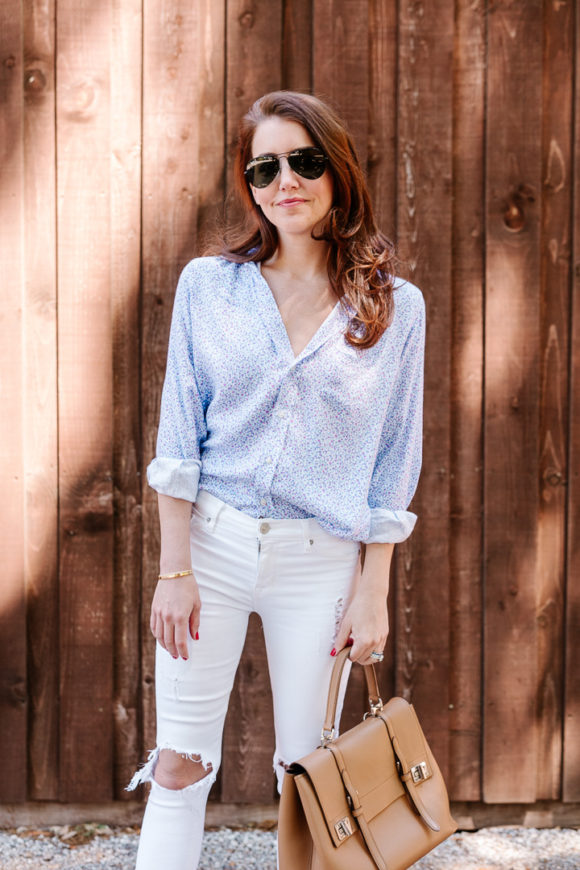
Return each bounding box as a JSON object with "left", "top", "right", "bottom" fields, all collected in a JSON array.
[
  {"left": 333, "top": 541, "right": 393, "bottom": 665},
  {"left": 333, "top": 585, "right": 389, "bottom": 665},
  {"left": 150, "top": 575, "right": 201, "bottom": 660}
]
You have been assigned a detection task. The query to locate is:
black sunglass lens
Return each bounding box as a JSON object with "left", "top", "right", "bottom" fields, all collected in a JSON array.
[
  {"left": 288, "top": 149, "right": 326, "bottom": 179},
  {"left": 249, "top": 159, "right": 279, "bottom": 188}
]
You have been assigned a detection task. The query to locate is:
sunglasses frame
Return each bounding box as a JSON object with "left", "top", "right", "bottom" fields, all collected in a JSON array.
[{"left": 244, "top": 146, "right": 328, "bottom": 188}]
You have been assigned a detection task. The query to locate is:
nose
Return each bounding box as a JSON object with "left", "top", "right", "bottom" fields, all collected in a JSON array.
[{"left": 278, "top": 155, "right": 299, "bottom": 188}]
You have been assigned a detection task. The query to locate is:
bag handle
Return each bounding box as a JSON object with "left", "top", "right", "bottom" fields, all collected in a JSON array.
[{"left": 321, "top": 646, "right": 382, "bottom": 744}]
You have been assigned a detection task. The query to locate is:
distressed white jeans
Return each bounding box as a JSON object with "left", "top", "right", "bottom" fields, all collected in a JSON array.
[{"left": 129, "top": 489, "right": 359, "bottom": 870}]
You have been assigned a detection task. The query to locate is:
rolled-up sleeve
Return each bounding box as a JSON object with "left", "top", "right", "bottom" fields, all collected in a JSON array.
[
  {"left": 366, "top": 296, "right": 425, "bottom": 543},
  {"left": 146, "top": 265, "right": 206, "bottom": 502}
]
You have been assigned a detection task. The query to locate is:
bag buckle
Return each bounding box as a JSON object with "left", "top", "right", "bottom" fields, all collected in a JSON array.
[
  {"left": 410, "top": 761, "right": 429, "bottom": 783},
  {"left": 334, "top": 817, "right": 353, "bottom": 841},
  {"left": 320, "top": 727, "right": 335, "bottom": 746},
  {"left": 363, "top": 697, "right": 383, "bottom": 719}
]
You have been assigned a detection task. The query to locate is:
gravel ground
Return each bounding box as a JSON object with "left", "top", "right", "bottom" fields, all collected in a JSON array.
[{"left": 0, "top": 824, "right": 578, "bottom": 869}]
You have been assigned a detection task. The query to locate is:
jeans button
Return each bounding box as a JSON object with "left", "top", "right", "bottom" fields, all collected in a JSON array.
[{"left": 259, "top": 522, "right": 270, "bottom": 534}]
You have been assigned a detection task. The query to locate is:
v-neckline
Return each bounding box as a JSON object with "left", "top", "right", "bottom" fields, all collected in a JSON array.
[{"left": 253, "top": 261, "right": 341, "bottom": 362}]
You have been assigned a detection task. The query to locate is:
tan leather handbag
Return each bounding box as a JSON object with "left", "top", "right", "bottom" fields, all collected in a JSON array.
[{"left": 278, "top": 647, "right": 457, "bottom": 869}]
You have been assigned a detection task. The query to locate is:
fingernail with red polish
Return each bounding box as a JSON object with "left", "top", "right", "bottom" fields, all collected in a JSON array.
[
  {"left": 194, "top": 631, "right": 199, "bottom": 640},
  {"left": 330, "top": 648, "right": 336, "bottom": 657},
  {"left": 346, "top": 638, "right": 354, "bottom": 646}
]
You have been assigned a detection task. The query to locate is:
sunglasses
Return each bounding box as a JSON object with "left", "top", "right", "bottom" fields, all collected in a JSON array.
[{"left": 244, "top": 147, "right": 328, "bottom": 188}]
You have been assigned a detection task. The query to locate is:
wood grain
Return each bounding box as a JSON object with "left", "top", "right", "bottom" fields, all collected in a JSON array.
[
  {"left": 563, "top": 0, "right": 580, "bottom": 804},
  {"left": 56, "top": 0, "right": 115, "bottom": 801},
  {"left": 367, "top": 0, "right": 397, "bottom": 236},
  {"left": 225, "top": 0, "right": 283, "bottom": 203},
  {"left": 110, "top": 0, "right": 143, "bottom": 799},
  {"left": 282, "top": 0, "right": 312, "bottom": 93},
  {"left": 394, "top": 0, "right": 454, "bottom": 780},
  {"left": 312, "top": 0, "right": 369, "bottom": 162},
  {"left": 23, "top": 0, "right": 59, "bottom": 801},
  {"left": 483, "top": 0, "right": 543, "bottom": 804},
  {"left": 140, "top": 0, "right": 226, "bottom": 773},
  {"left": 448, "top": 0, "right": 485, "bottom": 801},
  {"left": 0, "top": 0, "right": 27, "bottom": 804},
  {"left": 535, "top": 0, "right": 573, "bottom": 801}
]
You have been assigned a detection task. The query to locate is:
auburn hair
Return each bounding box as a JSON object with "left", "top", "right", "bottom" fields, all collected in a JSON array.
[{"left": 220, "top": 91, "right": 399, "bottom": 349}]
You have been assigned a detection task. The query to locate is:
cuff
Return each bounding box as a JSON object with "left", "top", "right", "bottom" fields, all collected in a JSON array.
[
  {"left": 366, "top": 507, "right": 417, "bottom": 543},
  {"left": 146, "top": 457, "right": 201, "bottom": 502}
]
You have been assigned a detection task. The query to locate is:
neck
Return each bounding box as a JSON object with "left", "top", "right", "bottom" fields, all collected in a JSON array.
[{"left": 266, "top": 233, "right": 330, "bottom": 280}]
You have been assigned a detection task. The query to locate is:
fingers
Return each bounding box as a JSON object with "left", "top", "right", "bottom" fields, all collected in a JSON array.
[
  {"left": 333, "top": 621, "right": 353, "bottom": 656},
  {"left": 189, "top": 609, "right": 200, "bottom": 643},
  {"left": 149, "top": 579, "right": 201, "bottom": 660},
  {"left": 171, "top": 619, "right": 191, "bottom": 661},
  {"left": 348, "top": 635, "right": 387, "bottom": 666}
]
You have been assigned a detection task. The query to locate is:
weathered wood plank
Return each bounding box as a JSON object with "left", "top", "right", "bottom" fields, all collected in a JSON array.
[
  {"left": 22, "top": 0, "right": 59, "bottom": 801},
  {"left": 225, "top": 0, "right": 283, "bottom": 207},
  {"left": 282, "top": 0, "right": 312, "bottom": 93},
  {"left": 394, "top": 0, "right": 454, "bottom": 780},
  {"left": 140, "top": 0, "right": 226, "bottom": 780},
  {"left": 220, "top": 0, "right": 283, "bottom": 803},
  {"left": 367, "top": 0, "right": 397, "bottom": 237},
  {"left": 56, "top": 0, "right": 115, "bottom": 801},
  {"left": 483, "top": 0, "right": 543, "bottom": 804},
  {"left": 563, "top": 0, "right": 580, "bottom": 804},
  {"left": 0, "top": 0, "right": 27, "bottom": 804},
  {"left": 110, "top": 0, "right": 143, "bottom": 799},
  {"left": 448, "top": 0, "right": 485, "bottom": 801},
  {"left": 535, "top": 0, "right": 573, "bottom": 801},
  {"left": 312, "top": 0, "right": 369, "bottom": 163}
]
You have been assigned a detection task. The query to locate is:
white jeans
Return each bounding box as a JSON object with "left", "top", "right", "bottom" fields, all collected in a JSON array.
[{"left": 130, "top": 490, "right": 360, "bottom": 870}]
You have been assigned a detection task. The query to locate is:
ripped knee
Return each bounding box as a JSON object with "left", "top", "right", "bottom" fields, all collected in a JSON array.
[
  {"left": 154, "top": 749, "right": 214, "bottom": 790},
  {"left": 126, "top": 745, "right": 216, "bottom": 793}
]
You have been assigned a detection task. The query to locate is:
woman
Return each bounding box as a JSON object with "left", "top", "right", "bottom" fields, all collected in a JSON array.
[{"left": 128, "top": 90, "right": 425, "bottom": 870}]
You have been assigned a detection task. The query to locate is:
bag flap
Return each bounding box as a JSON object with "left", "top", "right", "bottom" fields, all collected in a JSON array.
[
  {"left": 328, "top": 715, "right": 405, "bottom": 821},
  {"left": 289, "top": 716, "right": 404, "bottom": 848},
  {"left": 289, "top": 748, "right": 353, "bottom": 848}
]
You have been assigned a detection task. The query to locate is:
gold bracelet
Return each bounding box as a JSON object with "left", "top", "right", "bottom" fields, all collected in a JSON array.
[{"left": 158, "top": 569, "right": 193, "bottom": 580}]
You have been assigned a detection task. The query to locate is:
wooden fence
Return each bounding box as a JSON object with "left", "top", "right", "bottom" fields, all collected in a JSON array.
[{"left": 1, "top": 0, "right": 579, "bottom": 823}]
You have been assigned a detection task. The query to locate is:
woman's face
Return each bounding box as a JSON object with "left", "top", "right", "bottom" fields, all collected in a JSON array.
[{"left": 249, "top": 117, "right": 333, "bottom": 240}]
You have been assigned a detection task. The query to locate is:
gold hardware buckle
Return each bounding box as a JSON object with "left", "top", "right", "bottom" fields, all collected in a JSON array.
[
  {"left": 410, "top": 761, "right": 429, "bottom": 783},
  {"left": 320, "top": 727, "right": 335, "bottom": 745},
  {"left": 335, "top": 817, "right": 353, "bottom": 841},
  {"left": 363, "top": 697, "right": 384, "bottom": 719}
]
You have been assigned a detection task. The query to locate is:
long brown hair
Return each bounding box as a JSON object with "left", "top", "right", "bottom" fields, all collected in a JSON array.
[{"left": 221, "top": 91, "right": 399, "bottom": 349}]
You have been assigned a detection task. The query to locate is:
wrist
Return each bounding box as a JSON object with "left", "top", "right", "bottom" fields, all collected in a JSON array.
[
  {"left": 158, "top": 568, "right": 193, "bottom": 580},
  {"left": 159, "top": 555, "right": 192, "bottom": 575},
  {"left": 357, "top": 572, "right": 389, "bottom": 600}
]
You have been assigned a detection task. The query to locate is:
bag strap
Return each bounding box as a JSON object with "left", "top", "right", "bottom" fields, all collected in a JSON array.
[{"left": 321, "top": 646, "right": 382, "bottom": 742}]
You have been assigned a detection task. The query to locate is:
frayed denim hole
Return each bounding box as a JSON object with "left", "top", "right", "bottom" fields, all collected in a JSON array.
[{"left": 333, "top": 596, "right": 344, "bottom": 645}]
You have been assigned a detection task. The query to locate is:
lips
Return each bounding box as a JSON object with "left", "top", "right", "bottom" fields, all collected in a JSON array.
[{"left": 278, "top": 197, "right": 306, "bottom": 206}]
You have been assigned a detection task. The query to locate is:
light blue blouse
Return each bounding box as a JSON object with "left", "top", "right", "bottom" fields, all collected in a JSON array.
[{"left": 147, "top": 256, "right": 425, "bottom": 543}]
